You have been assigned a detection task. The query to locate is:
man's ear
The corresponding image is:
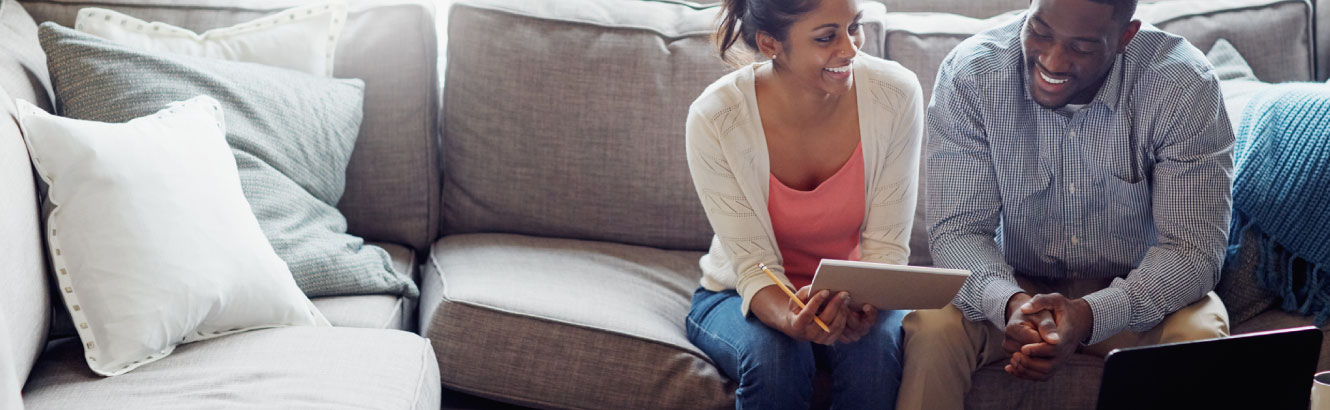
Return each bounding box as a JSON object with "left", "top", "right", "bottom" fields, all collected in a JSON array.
[
  {"left": 756, "top": 31, "right": 782, "bottom": 59},
  {"left": 1116, "top": 20, "right": 1141, "bottom": 54}
]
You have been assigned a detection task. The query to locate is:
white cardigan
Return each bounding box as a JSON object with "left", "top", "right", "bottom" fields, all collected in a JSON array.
[{"left": 685, "top": 56, "right": 925, "bottom": 315}]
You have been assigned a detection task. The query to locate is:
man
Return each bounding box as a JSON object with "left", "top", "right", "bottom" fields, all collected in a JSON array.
[{"left": 896, "top": 0, "right": 1234, "bottom": 408}]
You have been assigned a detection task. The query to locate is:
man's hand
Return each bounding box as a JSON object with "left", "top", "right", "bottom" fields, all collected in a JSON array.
[
  {"left": 1005, "top": 293, "right": 1094, "bottom": 381},
  {"left": 1002, "top": 293, "right": 1048, "bottom": 377}
]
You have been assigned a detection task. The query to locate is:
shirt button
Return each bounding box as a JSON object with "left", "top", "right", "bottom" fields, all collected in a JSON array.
[
  {"left": 1070, "top": 129, "right": 1077, "bottom": 138},
  {"left": 1070, "top": 183, "right": 1076, "bottom": 193},
  {"left": 1071, "top": 235, "right": 1080, "bottom": 245}
]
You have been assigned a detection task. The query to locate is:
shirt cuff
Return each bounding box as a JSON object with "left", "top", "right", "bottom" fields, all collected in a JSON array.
[
  {"left": 982, "top": 279, "right": 1027, "bottom": 330},
  {"left": 1081, "top": 286, "right": 1132, "bottom": 345}
]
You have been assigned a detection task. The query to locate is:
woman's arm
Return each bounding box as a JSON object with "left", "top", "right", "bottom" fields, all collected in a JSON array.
[{"left": 860, "top": 70, "right": 925, "bottom": 265}]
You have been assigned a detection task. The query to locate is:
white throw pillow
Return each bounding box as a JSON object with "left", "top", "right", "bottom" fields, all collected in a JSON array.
[
  {"left": 16, "top": 96, "right": 329, "bottom": 377},
  {"left": 0, "top": 314, "right": 21, "bottom": 409},
  {"left": 74, "top": 3, "right": 347, "bottom": 77}
]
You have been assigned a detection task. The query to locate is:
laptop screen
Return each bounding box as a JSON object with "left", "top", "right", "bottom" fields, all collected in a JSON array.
[{"left": 1096, "top": 326, "right": 1321, "bottom": 410}]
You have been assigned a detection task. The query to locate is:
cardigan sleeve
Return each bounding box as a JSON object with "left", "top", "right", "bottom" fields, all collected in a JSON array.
[
  {"left": 859, "top": 69, "right": 924, "bottom": 266},
  {"left": 685, "top": 101, "right": 788, "bottom": 316}
]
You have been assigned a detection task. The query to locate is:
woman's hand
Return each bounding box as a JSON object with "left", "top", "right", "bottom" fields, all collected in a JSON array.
[
  {"left": 838, "top": 302, "right": 879, "bottom": 344},
  {"left": 752, "top": 285, "right": 850, "bottom": 345}
]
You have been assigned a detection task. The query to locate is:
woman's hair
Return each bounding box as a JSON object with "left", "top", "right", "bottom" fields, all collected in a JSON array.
[{"left": 716, "top": 0, "right": 818, "bottom": 66}]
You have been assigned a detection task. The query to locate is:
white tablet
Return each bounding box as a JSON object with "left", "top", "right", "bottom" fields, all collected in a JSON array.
[{"left": 809, "top": 259, "right": 970, "bottom": 310}]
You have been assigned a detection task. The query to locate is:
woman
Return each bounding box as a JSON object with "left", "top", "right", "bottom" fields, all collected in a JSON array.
[{"left": 683, "top": 0, "right": 924, "bottom": 407}]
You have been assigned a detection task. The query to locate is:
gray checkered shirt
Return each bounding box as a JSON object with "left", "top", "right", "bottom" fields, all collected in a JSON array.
[{"left": 926, "top": 16, "right": 1235, "bottom": 344}]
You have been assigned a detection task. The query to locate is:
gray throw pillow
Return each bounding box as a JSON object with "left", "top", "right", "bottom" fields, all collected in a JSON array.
[
  {"left": 1206, "top": 38, "right": 1259, "bottom": 82},
  {"left": 1206, "top": 38, "right": 1272, "bottom": 133},
  {"left": 38, "top": 22, "right": 417, "bottom": 298}
]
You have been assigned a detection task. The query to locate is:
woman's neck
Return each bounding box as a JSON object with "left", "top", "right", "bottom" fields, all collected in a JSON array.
[{"left": 756, "top": 63, "right": 848, "bottom": 130}]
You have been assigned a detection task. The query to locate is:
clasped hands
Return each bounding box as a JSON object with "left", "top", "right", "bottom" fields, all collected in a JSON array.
[{"left": 1002, "top": 292, "right": 1094, "bottom": 381}]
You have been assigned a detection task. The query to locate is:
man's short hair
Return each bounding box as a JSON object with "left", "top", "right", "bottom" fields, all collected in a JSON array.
[{"left": 1088, "top": 0, "right": 1138, "bottom": 24}]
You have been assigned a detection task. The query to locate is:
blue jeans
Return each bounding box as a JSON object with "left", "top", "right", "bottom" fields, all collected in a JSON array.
[{"left": 686, "top": 288, "right": 905, "bottom": 410}]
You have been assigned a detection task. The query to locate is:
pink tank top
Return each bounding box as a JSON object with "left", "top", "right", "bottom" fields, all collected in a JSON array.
[{"left": 768, "top": 142, "right": 865, "bottom": 289}]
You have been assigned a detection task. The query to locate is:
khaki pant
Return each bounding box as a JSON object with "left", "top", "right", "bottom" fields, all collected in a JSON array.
[{"left": 895, "top": 277, "right": 1230, "bottom": 410}]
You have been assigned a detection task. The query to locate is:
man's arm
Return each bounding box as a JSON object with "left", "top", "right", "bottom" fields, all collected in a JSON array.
[
  {"left": 926, "top": 57, "right": 1023, "bottom": 330},
  {"left": 1079, "top": 73, "right": 1235, "bottom": 345}
]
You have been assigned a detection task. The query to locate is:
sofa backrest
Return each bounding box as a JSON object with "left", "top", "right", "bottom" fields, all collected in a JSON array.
[
  {"left": 872, "top": 0, "right": 1027, "bottom": 18},
  {"left": 20, "top": 0, "right": 442, "bottom": 252},
  {"left": 440, "top": 0, "right": 892, "bottom": 252},
  {"left": 0, "top": 0, "right": 51, "bottom": 387},
  {"left": 1318, "top": 0, "right": 1328, "bottom": 81}
]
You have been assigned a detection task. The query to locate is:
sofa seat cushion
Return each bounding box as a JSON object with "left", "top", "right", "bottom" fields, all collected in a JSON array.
[
  {"left": 311, "top": 242, "right": 418, "bottom": 331},
  {"left": 1233, "top": 309, "right": 1330, "bottom": 371},
  {"left": 965, "top": 354, "right": 1103, "bottom": 410},
  {"left": 22, "top": 327, "right": 440, "bottom": 410},
  {"left": 421, "top": 233, "right": 734, "bottom": 409}
]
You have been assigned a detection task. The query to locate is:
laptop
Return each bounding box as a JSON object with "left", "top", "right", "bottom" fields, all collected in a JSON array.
[{"left": 1096, "top": 326, "right": 1322, "bottom": 410}]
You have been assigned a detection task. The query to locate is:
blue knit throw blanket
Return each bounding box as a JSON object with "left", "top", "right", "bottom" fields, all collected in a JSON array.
[{"left": 1230, "top": 83, "right": 1330, "bottom": 324}]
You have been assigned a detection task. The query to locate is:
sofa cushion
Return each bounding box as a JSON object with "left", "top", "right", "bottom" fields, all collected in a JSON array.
[
  {"left": 1, "top": 0, "right": 53, "bottom": 111},
  {"left": 1136, "top": 0, "right": 1314, "bottom": 83},
  {"left": 0, "top": 82, "right": 48, "bottom": 392},
  {"left": 19, "top": 95, "right": 334, "bottom": 376},
  {"left": 312, "top": 242, "right": 418, "bottom": 331},
  {"left": 1233, "top": 309, "right": 1330, "bottom": 371},
  {"left": 1317, "top": 0, "right": 1328, "bottom": 81},
  {"left": 40, "top": 22, "right": 417, "bottom": 298},
  {"left": 421, "top": 233, "right": 734, "bottom": 409},
  {"left": 872, "top": 0, "right": 1025, "bottom": 18},
  {"left": 20, "top": 0, "right": 441, "bottom": 252},
  {"left": 966, "top": 354, "right": 1103, "bottom": 410},
  {"left": 22, "top": 327, "right": 441, "bottom": 410},
  {"left": 440, "top": 0, "right": 888, "bottom": 252},
  {"left": 73, "top": 4, "right": 347, "bottom": 77}
]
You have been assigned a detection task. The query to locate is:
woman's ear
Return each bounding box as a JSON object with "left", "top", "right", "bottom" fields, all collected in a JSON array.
[{"left": 755, "top": 31, "right": 782, "bottom": 60}]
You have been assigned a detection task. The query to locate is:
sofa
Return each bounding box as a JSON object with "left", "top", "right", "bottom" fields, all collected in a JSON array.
[
  {"left": 1, "top": 0, "right": 443, "bottom": 408},
  {"left": 422, "top": 0, "right": 1330, "bottom": 409}
]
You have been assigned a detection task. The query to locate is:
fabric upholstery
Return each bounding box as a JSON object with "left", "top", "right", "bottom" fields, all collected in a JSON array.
[
  {"left": 1, "top": 0, "right": 52, "bottom": 112},
  {"left": 22, "top": 327, "right": 441, "bottom": 410},
  {"left": 440, "top": 0, "right": 887, "bottom": 252},
  {"left": 39, "top": 23, "right": 416, "bottom": 298},
  {"left": 1216, "top": 219, "right": 1280, "bottom": 324},
  {"left": 1318, "top": 0, "right": 1328, "bottom": 81},
  {"left": 312, "top": 242, "right": 417, "bottom": 331},
  {"left": 871, "top": 0, "right": 1025, "bottom": 18},
  {"left": 1137, "top": 0, "right": 1314, "bottom": 83},
  {"left": 19, "top": 95, "right": 331, "bottom": 376},
  {"left": 967, "top": 355, "right": 1104, "bottom": 410},
  {"left": 422, "top": 233, "right": 735, "bottom": 409},
  {"left": 1233, "top": 309, "right": 1330, "bottom": 371},
  {"left": 0, "top": 82, "right": 48, "bottom": 393},
  {"left": 20, "top": 0, "right": 441, "bottom": 252}
]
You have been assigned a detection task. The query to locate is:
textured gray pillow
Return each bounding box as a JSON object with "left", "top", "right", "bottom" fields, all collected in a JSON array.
[{"left": 38, "top": 22, "right": 416, "bottom": 298}]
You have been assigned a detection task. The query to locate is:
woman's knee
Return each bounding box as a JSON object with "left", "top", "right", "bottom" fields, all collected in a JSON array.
[{"left": 738, "top": 334, "right": 816, "bottom": 382}]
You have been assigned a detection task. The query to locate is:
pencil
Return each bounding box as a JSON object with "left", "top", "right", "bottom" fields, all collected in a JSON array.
[{"left": 759, "top": 262, "right": 831, "bottom": 333}]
